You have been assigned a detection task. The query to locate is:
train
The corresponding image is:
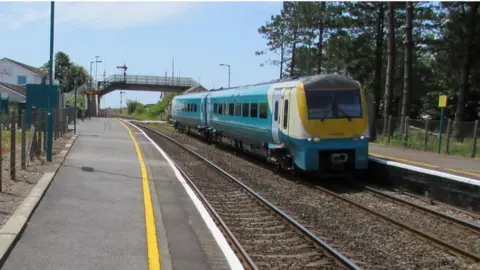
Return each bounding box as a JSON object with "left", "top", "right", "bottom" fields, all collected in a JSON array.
[{"left": 170, "top": 74, "right": 370, "bottom": 177}]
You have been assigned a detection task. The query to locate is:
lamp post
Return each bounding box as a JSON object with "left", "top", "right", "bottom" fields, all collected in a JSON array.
[
  {"left": 219, "top": 63, "right": 230, "bottom": 88},
  {"left": 89, "top": 61, "right": 94, "bottom": 89},
  {"left": 95, "top": 56, "right": 102, "bottom": 90},
  {"left": 46, "top": 0, "right": 55, "bottom": 162}
]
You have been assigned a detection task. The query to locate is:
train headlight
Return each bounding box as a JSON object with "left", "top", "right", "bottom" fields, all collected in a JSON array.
[
  {"left": 307, "top": 137, "right": 312, "bottom": 142},
  {"left": 352, "top": 134, "right": 365, "bottom": 141},
  {"left": 307, "top": 137, "right": 320, "bottom": 142}
]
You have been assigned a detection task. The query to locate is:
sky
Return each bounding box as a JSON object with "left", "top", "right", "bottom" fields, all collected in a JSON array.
[{"left": 0, "top": 1, "right": 283, "bottom": 108}]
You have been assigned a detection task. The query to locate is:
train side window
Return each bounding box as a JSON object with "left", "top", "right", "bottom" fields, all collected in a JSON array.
[
  {"left": 250, "top": 103, "right": 258, "bottom": 118},
  {"left": 214, "top": 104, "right": 218, "bottom": 114},
  {"left": 228, "top": 103, "right": 234, "bottom": 116},
  {"left": 242, "top": 103, "right": 249, "bottom": 117},
  {"left": 283, "top": 100, "right": 289, "bottom": 129},
  {"left": 194, "top": 104, "right": 197, "bottom": 112},
  {"left": 259, "top": 103, "right": 268, "bottom": 119},
  {"left": 235, "top": 103, "right": 241, "bottom": 116},
  {"left": 218, "top": 103, "right": 223, "bottom": 114},
  {"left": 274, "top": 101, "right": 278, "bottom": 121}
]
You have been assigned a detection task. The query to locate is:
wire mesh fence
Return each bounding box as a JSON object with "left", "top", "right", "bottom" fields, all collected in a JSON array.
[
  {"left": 0, "top": 106, "right": 76, "bottom": 192},
  {"left": 373, "top": 116, "right": 480, "bottom": 158}
]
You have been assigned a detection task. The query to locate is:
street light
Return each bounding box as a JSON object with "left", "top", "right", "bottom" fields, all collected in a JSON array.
[
  {"left": 219, "top": 63, "right": 230, "bottom": 88},
  {"left": 90, "top": 61, "right": 94, "bottom": 89},
  {"left": 95, "top": 56, "right": 102, "bottom": 90}
]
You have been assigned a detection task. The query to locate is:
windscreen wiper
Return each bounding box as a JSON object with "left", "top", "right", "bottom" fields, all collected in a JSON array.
[
  {"left": 337, "top": 106, "right": 352, "bottom": 121},
  {"left": 320, "top": 104, "right": 333, "bottom": 122}
]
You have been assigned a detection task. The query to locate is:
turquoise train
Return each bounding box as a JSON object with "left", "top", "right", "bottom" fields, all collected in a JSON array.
[{"left": 171, "top": 74, "right": 370, "bottom": 176}]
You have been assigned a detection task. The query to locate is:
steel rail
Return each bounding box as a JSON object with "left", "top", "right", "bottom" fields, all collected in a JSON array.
[
  {"left": 314, "top": 185, "right": 480, "bottom": 263},
  {"left": 361, "top": 184, "right": 480, "bottom": 233},
  {"left": 132, "top": 121, "right": 360, "bottom": 270}
]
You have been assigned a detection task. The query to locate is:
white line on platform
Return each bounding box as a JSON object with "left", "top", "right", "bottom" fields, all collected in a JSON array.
[
  {"left": 123, "top": 119, "right": 244, "bottom": 270},
  {"left": 369, "top": 157, "right": 480, "bottom": 187}
]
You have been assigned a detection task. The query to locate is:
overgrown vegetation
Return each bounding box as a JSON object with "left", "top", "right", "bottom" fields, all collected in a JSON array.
[
  {"left": 122, "top": 93, "right": 177, "bottom": 120},
  {"left": 257, "top": 1, "right": 480, "bottom": 156}
]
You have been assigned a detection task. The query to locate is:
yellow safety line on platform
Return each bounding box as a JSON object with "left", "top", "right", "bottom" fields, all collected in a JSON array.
[
  {"left": 115, "top": 119, "right": 160, "bottom": 270},
  {"left": 370, "top": 152, "right": 480, "bottom": 178},
  {"left": 369, "top": 153, "right": 439, "bottom": 168},
  {"left": 446, "top": 168, "right": 480, "bottom": 178}
]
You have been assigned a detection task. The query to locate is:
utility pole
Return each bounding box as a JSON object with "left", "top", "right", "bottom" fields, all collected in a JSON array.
[{"left": 219, "top": 63, "right": 231, "bottom": 88}]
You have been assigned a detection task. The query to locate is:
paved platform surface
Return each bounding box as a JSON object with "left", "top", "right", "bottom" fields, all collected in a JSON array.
[
  {"left": 2, "top": 118, "right": 231, "bottom": 270},
  {"left": 370, "top": 143, "right": 480, "bottom": 180}
]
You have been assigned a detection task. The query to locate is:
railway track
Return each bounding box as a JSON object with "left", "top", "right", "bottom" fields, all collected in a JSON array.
[
  {"left": 130, "top": 121, "right": 359, "bottom": 270},
  {"left": 112, "top": 116, "right": 479, "bottom": 269},
  {"left": 316, "top": 182, "right": 480, "bottom": 263}
]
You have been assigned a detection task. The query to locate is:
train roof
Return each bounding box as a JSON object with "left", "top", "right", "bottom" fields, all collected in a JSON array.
[{"left": 174, "top": 74, "right": 359, "bottom": 100}]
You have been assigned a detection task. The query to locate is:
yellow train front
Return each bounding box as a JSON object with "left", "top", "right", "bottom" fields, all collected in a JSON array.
[{"left": 274, "top": 74, "right": 369, "bottom": 176}]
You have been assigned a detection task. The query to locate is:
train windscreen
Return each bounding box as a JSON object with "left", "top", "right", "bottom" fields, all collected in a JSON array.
[{"left": 305, "top": 89, "right": 362, "bottom": 120}]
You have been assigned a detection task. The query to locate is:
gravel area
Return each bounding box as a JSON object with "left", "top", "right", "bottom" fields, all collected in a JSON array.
[
  {"left": 0, "top": 133, "right": 73, "bottom": 227},
  {"left": 142, "top": 127, "right": 349, "bottom": 270},
  {"left": 340, "top": 189, "right": 480, "bottom": 256},
  {"left": 146, "top": 123, "right": 480, "bottom": 270},
  {"left": 378, "top": 188, "right": 480, "bottom": 227}
]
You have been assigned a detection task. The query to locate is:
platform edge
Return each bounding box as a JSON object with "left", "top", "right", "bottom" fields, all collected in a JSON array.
[{"left": 0, "top": 134, "right": 79, "bottom": 266}]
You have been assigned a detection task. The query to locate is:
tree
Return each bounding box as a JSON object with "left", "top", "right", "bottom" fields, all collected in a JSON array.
[
  {"left": 41, "top": 51, "right": 91, "bottom": 92},
  {"left": 399, "top": 2, "right": 414, "bottom": 134},
  {"left": 383, "top": 2, "right": 396, "bottom": 135}
]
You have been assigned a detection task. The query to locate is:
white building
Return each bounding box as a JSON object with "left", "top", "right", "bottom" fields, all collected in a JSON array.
[{"left": 0, "top": 57, "right": 59, "bottom": 104}]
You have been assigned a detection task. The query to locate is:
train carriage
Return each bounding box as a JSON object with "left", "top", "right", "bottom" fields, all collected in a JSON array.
[{"left": 171, "top": 74, "right": 369, "bottom": 176}]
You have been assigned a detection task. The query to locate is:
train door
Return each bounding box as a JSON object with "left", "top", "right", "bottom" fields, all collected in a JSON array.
[
  {"left": 271, "top": 89, "right": 282, "bottom": 144},
  {"left": 206, "top": 94, "right": 212, "bottom": 126},
  {"left": 279, "top": 88, "right": 292, "bottom": 142},
  {"left": 200, "top": 96, "right": 206, "bottom": 126}
]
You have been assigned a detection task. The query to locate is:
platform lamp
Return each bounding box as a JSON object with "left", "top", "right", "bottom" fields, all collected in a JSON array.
[{"left": 219, "top": 63, "right": 230, "bottom": 88}]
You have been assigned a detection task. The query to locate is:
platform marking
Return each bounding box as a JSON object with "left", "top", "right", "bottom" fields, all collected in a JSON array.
[
  {"left": 370, "top": 152, "right": 480, "bottom": 178},
  {"left": 121, "top": 119, "right": 244, "bottom": 270},
  {"left": 369, "top": 153, "right": 439, "bottom": 168},
  {"left": 370, "top": 156, "right": 480, "bottom": 187},
  {"left": 115, "top": 119, "right": 161, "bottom": 270}
]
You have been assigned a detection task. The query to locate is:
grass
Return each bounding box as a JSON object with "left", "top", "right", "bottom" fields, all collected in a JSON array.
[
  {"left": 374, "top": 130, "right": 480, "bottom": 158},
  {"left": 1, "top": 130, "right": 34, "bottom": 155}
]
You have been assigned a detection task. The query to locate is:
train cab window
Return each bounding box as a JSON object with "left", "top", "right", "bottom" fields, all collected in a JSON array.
[
  {"left": 242, "top": 103, "right": 249, "bottom": 117},
  {"left": 250, "top": 103, "right": 258, "bottom": 118},
  {"left": 218, "top": 103, "right": 223, "bottom": 114},
  {"left": 283, "top": 100, "right": 289, "bottom": 129},
  {"left": 214, "top": 104, "right": 218, "bottom": 114},
  {"left": 274, "top": 101, "right": 279, "bottom": 121},
  {"left": 228, "top": 103, "right": 234, "bottom": 116},
  {"left": 259, "top": 103, "right": 268, "bottom": 119},
  {"left": 234, "top": 103, "right": 241, "bottom": 116}
]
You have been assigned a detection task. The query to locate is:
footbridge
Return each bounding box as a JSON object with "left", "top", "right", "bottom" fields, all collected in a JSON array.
[{"left": 85, "top": 74, "right": 206, "bottom": 116}]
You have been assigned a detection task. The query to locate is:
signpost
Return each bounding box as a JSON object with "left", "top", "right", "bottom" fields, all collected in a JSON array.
[{"left": 437, "top": 95, "right": 447, "bottom": 153}]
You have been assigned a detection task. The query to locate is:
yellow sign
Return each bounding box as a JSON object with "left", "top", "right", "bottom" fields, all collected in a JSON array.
[
  {"left": 438, "top": 95, "right": 447, "bottom": 108},
  {"left": 85, "top": 90, "right": 96, "bottom": 95}
]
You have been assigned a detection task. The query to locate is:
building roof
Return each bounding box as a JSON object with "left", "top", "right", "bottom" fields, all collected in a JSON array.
[
  {"left": 1, "top": 57, "right": 48, "bottom": 77},
  {"left": 0, "top": 82, "right": 26, "bottom": 96}
]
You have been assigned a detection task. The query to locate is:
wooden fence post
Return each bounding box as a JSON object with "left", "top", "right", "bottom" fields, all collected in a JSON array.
[
  {"left": 471, "top": 120, "right": 479, "bottom": 158},
  {"left": 445, "top": 119, "right": 452, "bottom": 154},
  {"left": 424, "top": 119, "right": 429, "bottom": 151},
  {"left": 10, "top": 109, "right": 16, "bottom": 180},
  {"left": 21, "top": 111, "right": 26, "bottom": 169}
]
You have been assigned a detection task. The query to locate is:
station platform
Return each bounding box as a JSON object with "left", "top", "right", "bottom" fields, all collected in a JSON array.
[
  {"left": 2, "top": 118, "right": 238, "bottom": 270},
  {"left": 369, "top": 143, "right": 480, "bottom": 181}
]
